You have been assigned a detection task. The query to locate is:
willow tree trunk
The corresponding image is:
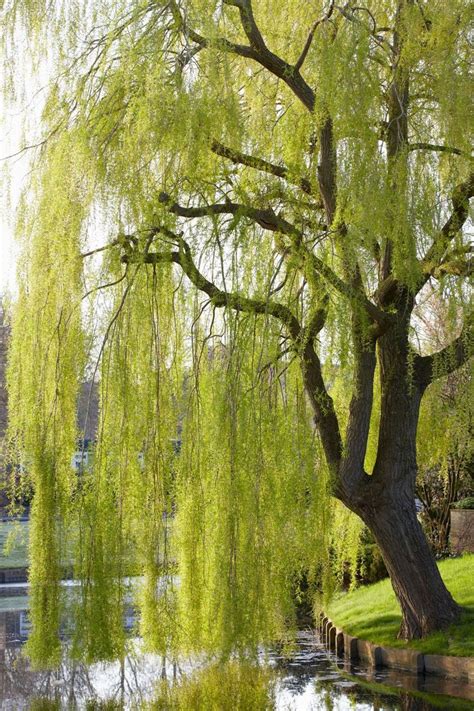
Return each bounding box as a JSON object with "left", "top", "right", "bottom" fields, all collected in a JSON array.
[
  {"left": 359, "top": 494, "right": 461, "bottom": 639},
  {"left": 348, "top": 322, "right": 461, "bottom": 639}
]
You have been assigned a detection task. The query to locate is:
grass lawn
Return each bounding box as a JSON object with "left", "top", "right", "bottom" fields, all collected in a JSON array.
[
  {"left": 0, "top": 520, "right": 29, "bottom": 569},
  {"left": 327, "top": 554, "right": 474, "bottom": 658}
]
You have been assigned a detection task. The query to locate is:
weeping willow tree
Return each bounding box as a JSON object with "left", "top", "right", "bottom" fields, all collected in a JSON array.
[{"left": 2, "top": 0, "right": 473, "bottom": 665}]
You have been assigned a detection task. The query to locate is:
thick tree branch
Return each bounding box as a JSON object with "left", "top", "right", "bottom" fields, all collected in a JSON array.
[
  {"left": 414, "top": 321, "right": 473, "bottom": 391},
  {"left": 318, "top": 117, "right": 337, "bottom": 223},
  {"left": 171, "top": 0, "right": 315, "bottom": 112},
  {"left": 171, "top": 0, "right": 343, "bottom": 226},
  {"left": 340, "top": 343, "right": 377, "bottom": 496},
  {"left": 158, "top": 192, "right": 302, "bottom": 237},
  {"left": 301, "top": 338, "right": 343, "bottom": 472},
  {"left": 222, "top": 0, "right": 266, "bottom": 52},
  {"left": 123, "top": 230, "right": 301, "bottom": 338},
  {"left": 302, "top": 294, "right": 329, "bottom": 343},
  {"left": 211, "top": 139, "right": 315, "bottom": 196},
  {"left": 380, "top": 1, "right": 411, "bottom": 282},
  {"left": 158, "top": 192, "right": 393, "bottom": 330},
  {"left": 122, "top": 227, "right": 343, "bottom": 470},
  {"left": 421, "top": 172, "right": 474, "bottom": 282},
  {"left": 306, "top": 253, "right": 393, "bottom": 331},
  {"left": 408, "top": 143, "right": 465, "bottom": 157}
]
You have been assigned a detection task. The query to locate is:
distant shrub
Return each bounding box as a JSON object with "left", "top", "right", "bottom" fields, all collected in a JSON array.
[{"left": 452, "top": 497, "right": 474, "bottom": 510}]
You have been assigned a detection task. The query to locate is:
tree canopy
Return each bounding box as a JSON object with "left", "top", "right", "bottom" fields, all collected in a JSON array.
[{"left": 1, "top": 0, "right": 472, "bottom": 666}]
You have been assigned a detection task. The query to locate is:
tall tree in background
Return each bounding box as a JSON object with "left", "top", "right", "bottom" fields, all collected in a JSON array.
[{"left": 2, "top": 0, "right": 472, "bottom": 664}]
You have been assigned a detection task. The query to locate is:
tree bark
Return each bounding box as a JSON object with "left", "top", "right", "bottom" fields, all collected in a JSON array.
[
  {"left": 359, "top": 492, "right": 461, "bottom": 639},
  {"left": 332, "top": 309, "right": 461, "bottom": 640}
]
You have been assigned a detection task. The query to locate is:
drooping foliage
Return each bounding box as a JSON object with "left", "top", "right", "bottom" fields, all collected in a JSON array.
[{"left": 2, "top": 0, "right": 473, "bottom": 664}]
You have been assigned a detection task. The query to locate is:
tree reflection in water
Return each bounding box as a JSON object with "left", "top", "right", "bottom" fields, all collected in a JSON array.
[{"left": 0, "top": 612, "right": 472, "bottom": 710}]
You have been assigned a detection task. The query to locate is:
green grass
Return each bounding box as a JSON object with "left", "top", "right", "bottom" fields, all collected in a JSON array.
[
  {"left": 0, "top": 520, "right": 29, "bottom": 569},
  {"left": 327, "top": 555, "right": 474, "bottom": 657}
]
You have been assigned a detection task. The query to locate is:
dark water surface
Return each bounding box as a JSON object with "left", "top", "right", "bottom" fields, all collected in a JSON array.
[{"left": 0, "top": 586, "right": 471, "bottom": 710}]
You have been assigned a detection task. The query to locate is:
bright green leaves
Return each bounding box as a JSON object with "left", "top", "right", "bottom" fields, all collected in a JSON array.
[
  {"left": 175, "top": 311, "right": 326, "bottom": 656},
  {"left": 3, "top": 0, "right": 472, "bottom": 670},
  {"left": 71, "top": 263, "right": 182, "bottom": 662},
  {"left": 6, "top": 132, "right": 89, "bottom": 666}
]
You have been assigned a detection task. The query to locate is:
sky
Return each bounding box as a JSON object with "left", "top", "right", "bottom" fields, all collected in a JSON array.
[
  {"left": 0, "top": 31, "right": 46, "bottom": 296},
  {"left": 0, "top": 137, "right": 20, "bottom": 295},
  {"left": 0, "top": 87, "right": 26, "bottom": 295}
]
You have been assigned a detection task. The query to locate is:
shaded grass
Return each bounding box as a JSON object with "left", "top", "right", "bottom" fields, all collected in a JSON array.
[
  {"left": 347, "top": 675, "right": 474, "bottom": 710},
  {"left": 327, "top": 555, "right": 474, "bottom": 657}
]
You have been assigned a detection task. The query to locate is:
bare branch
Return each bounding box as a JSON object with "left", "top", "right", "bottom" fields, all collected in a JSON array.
[
  {"left": 335, "top": 4, "right": 395, "bottom": 55},
  {"left": 81, "top": 240, "right": 121, "bottom": 258}
]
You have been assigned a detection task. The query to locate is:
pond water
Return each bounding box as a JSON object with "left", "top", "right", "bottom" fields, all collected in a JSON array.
[{"left": 0, "top": 586, "right": 471, "bottom": 710}]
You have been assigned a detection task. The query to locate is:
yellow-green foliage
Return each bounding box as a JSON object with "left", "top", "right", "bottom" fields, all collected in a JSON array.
[
  {"left": 175, "top": 313, "right": 328, "bottom": 655},
  {"left": 418, "top": 366, "right": 473, "bottom": 480},
  {"left": 2, "top": 0, "right": 472, "bottom": 668},
  {"left": 6, "top": 132, "right": 90, "bottom": 666},
  {"left": 147, "top": 660, "right": 275, "bottom": 710}
]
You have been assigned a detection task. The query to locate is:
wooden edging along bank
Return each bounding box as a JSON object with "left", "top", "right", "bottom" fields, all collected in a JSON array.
[{"left": 319, "top": 614, "right": 474, "bottom": 684}]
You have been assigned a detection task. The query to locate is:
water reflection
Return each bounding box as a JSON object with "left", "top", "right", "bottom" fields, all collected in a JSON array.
[{"left": 0, "top": 593, "right": 471, "bottom": 710}]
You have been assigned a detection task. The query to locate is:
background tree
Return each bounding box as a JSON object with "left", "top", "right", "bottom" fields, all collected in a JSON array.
[{"left": 2, "top": 0, "right": 473, "bottom": 664}]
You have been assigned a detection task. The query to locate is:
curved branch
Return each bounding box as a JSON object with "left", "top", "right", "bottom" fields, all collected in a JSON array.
[
  {"left": 377, "top": 173, "right": 474, "bottom": 303},
  {"left": 122, "top": 227, "right": 343, "bottom": 471},
  {"left": 415, "top": 172, "right": 474, "bottom": 293},
  {"left": 425, "top": 255, "right": 473, "bottom": 281},
  {"left": 122, "top": 231, "right": 301, "bottom": 338},
  {"left": 157, "top": 192, "right": 393, "bottom": 330},
  {"left": 171, "top": 0, "right": 315, "bottom": 111},
  {"left": 306, "top": 253, "right": 393, "bottom": 331},
  {"left": 222, "top": 0, "right": 266, "bottom": 52}
]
